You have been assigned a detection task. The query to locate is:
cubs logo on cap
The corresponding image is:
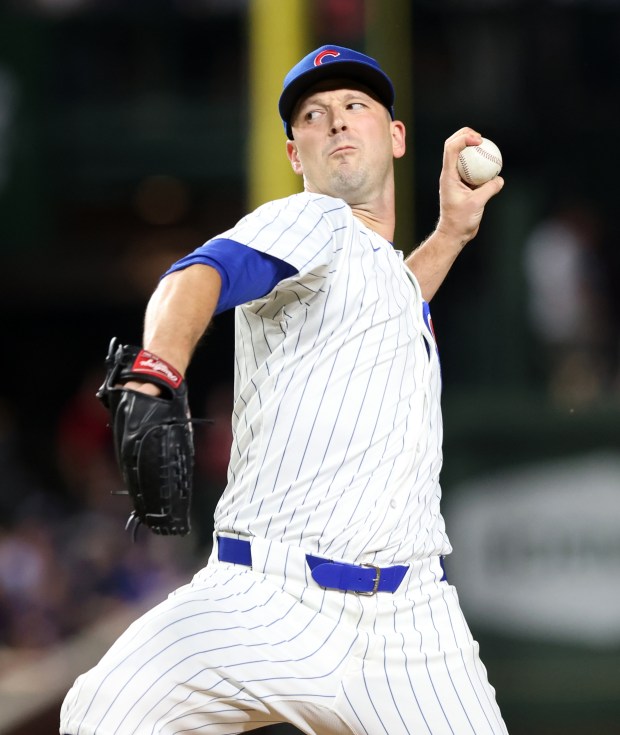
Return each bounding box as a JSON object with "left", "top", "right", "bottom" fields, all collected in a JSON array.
[
  {"left": 278, "top": 44, "right": 395, "bottom": 139},
  {"left": 314, "top": 49, "right": 341, "bottom": 65}
]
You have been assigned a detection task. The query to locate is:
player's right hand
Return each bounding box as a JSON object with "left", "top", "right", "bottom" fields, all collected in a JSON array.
[{"left": 436, "top": 127, "right": 504, "bottom": 249}]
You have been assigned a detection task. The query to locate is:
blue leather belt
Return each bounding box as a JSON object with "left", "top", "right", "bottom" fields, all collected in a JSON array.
[{"left": 217, "top": 536, "right": 409, "bottom": 594}]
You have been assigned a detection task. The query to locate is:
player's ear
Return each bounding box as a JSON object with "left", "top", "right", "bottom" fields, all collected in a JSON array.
[
  {"left": 286, "top": 140, "right": 303, "bottom": 175},
  {"left": 391, "top": 120, "right": 406, "bottom": 160}
]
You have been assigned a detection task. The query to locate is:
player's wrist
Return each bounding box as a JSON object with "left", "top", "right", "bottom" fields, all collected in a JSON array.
[
  {"left": 429, "top": 219, "right": 472, "bottom": 252},
  {"left": 121, "top": 380, "right": 162, "bottom": 396}
]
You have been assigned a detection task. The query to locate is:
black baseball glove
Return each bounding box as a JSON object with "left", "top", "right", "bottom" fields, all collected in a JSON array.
[{"left": 97, "top": 337, "right": 194, "bottom": 536}]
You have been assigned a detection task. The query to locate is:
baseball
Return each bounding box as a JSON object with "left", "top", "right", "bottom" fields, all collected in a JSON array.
[{"left": 457, "top": 137, "right": 502, "bottom": 187}]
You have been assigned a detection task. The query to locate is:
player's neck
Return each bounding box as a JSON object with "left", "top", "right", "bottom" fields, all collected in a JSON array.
[
  {"left": 305, "top": 176, "right": 396, "bottom": 240},
  {"left": 349, "top": 175, "right": 396, "bottom": 241},
  {"left": 350, "top": 207, "right": 395, "bottom": 242}
]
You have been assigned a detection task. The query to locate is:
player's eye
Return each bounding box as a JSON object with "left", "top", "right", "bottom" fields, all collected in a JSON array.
[
  {"left": 304, "top": 109, "right": 323, "bottom": 121},
  {"left": 347, "top": 102, "right": 366, "bottom": 110}
]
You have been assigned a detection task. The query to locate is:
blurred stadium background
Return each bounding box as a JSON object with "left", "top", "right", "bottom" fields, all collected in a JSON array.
[{"left": 1, "top": 1, "right": 619, "bottom": 733}]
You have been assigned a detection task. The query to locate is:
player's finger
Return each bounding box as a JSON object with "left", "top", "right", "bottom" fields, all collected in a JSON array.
[
  {"left": 445, "top": 127, "right": 482, "bottom": 150},
  {"left": 442, "top": 128, "right": 483, "bottom": 177}
]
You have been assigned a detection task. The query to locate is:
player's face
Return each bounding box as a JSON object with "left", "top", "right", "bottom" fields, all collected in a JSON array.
[{"left": 286, "top": 81, "right": 405, "bottom": 205}]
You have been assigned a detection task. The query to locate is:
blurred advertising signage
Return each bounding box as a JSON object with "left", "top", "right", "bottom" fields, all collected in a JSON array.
[{"left": 444, "top": 452, "right": 620, "bottom": 646}]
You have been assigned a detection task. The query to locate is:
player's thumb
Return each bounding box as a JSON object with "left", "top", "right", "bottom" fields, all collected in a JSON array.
[
  {"left": 482, "top": 175, "right": 505, "bottom": 200},
  {"left": 473, "top": 175, "right": 504, "bottom": 207}
]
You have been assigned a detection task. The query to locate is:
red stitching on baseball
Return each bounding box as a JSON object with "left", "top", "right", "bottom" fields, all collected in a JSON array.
[
  {"left": 458, "top": 153, "right": 473, "bottom": 183},
  {"left": 473, "top": 145, "right": 502, "bottom": 166}
]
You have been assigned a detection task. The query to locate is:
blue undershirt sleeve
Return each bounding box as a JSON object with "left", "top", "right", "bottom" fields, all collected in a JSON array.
[{"left": 162, "top": 238, "right": 298, "bottom": 315}]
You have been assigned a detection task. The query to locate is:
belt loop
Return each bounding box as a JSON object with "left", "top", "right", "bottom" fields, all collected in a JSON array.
[{"left": 217, "top": 536, "right": 252, "bottom": 567}]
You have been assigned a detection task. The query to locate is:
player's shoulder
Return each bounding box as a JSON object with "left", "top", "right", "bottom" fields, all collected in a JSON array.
[
  {"left": 250, "top": 192, "right": 351, "bottom": 225},
  {"left": 219, "top": 193, "right": 352, "bottom": 245}
]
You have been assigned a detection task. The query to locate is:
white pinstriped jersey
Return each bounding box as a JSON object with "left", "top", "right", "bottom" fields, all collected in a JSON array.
[
  {"left": 212, "top": 193, "right": 451, "bottom": 565},
  {"left": 60, "top": 192, "right": 509, "bottom": 735}
]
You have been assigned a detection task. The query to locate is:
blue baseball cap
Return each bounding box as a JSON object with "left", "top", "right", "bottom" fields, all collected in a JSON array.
[{"left": 278, "top": 45, "right": 395, "bottom": 139}]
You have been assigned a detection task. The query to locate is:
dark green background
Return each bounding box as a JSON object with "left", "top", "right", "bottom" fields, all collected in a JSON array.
[{"left": 1, "top": 2, "right": 618, "bottom": 733}]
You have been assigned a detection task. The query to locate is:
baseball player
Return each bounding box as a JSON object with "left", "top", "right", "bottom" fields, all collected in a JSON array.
[{"left": 60, "top": 45, "right": 507, "bottom": 734}]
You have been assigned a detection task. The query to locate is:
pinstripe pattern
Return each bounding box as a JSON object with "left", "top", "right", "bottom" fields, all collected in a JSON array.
[
  {"left": 217, "top": 193, "right": 449, "bottom": 565},
  {"left": 60, "top": 193, "right": 508, "bottom": 734},
  {"left": 61, "top": 539, "right": 507, "bottom": 734}
]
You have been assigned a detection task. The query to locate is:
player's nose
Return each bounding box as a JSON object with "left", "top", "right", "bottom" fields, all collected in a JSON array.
[
  {"left": 330, "top": 121, "right": 348, "bottom": 135},
  {"left": 328, "top": 109, "right": 348, "bottom": 135}
]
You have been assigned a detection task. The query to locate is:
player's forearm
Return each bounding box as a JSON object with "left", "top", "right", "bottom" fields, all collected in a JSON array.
[
  {"left": 405, "top": 230, "right": 463, "bottom": 302},
  {"left": 407, "top": 128, "right": 505, "bottom": 302},
  {"left": 143, "top": 264, "right": 222, "bottom": 375}
]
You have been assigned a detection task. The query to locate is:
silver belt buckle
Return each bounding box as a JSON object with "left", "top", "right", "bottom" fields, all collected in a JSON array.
[{"left": 357, "top": 563, "right": 381, "bottom": 595}]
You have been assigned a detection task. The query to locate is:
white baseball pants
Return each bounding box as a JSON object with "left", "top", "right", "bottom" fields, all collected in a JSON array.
[{"left": 60, "top": 536, "right": 508, "bottom": 735}]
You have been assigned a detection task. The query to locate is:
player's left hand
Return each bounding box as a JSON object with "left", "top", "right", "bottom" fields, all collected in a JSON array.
[
  {"left": 436, "top": 127, "right": 504, "bottom": 250},
  {"left": 97, "top": 338, "right": 195, "bottom": 537}
]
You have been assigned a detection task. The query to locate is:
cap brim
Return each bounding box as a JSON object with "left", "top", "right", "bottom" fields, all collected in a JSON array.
[{"left": 279, "top": 61, "right": 394, "bottom": 139}]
